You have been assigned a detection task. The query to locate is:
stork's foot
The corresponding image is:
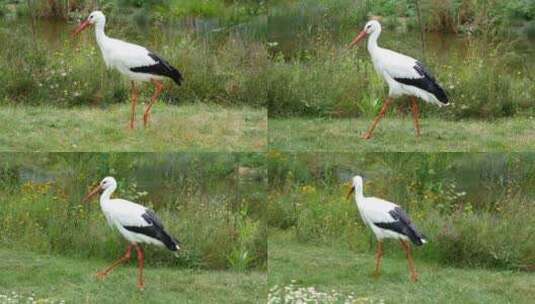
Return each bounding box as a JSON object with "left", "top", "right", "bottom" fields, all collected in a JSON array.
[
  {"left": 137, "top": 281, "right": 145, "bottom": 290},
  {"left": 129, "top": 121, "right": 135, "bottom": 130},
  {"left": 95, "top": 271, "right": 108, "bottom": 280},
  {"left": 410, "top": 272, "right": 419, "bottom": 282},
  {"left": 361, "top": 132, "right": 372, "bottom": 140},
  {"left": 371, "top": 271, "right": 381, "bottom": 279}
]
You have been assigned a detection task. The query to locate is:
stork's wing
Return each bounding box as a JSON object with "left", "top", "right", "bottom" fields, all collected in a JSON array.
[
  {"left": 106, "top": 38, "right": 183, "bottom": 85},
  {"left": 107, "top": 38, "right": 158, "bottom": 69},
  {"left": 141, "top": 209, "right": 165, "bottom": 229},
  {"left": 106, "top": 198, "right": 148, "bottom": 227},
  {"left": 123, "top": 208, "right": 181, "bottom": 251},
  {"left": 360, "top": 197, "right": 400, "bottom": 224},
  {"left": 380, "top": 49, "right": 448, "bottom": 104},
  {"left": 130, "top": 52, "right": 183, "bottom": 85},
  {"left": 372, "top": 205, "right": 427, "bottom": 246}
]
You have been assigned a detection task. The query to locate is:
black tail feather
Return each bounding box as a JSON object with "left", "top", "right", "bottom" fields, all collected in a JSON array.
[
  {"left": 405, "top": 224, "right": 427, "bottom": 246},
  {"left": 130, "top": 52, "right": 183, "bottom": 86},
  {"left": 124, "top": 209, "right": 181, "bottom": 252},
  {"left": 159, "top": 229, "right": 181, "bottom": 251},
  {"left": 374, "top": 207, "right": 427, "bottom": 246},
  {"left": 169, "top": 69, "right": 183, "bottom": 86}
]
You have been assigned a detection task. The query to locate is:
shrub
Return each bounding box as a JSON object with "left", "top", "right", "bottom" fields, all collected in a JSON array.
[{"left": 421, "top": 200, "right": 535, "bottom": 269}]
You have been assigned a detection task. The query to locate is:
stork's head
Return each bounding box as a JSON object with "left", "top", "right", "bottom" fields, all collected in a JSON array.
[
  {"left": 99, "top": 176, "right": 117, "bottom": 190},
  {"left": 347, "top": 20, "right": 382, "bottom": 49},
  {"left": 83, "top": 176, "right": 117, "bottom": 202},
  {"left": 362, "top": 20, "right": 381, "bottom": 35},
  {"left": 73, "top": 11, "right": 106, "bottom": 37},
  {"left": 346, "top": 175, "right": 364, "bottom": 200}
]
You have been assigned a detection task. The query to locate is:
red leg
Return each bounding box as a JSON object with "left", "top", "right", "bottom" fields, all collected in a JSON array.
[
  {"left": 96, "top": 244, "right": 133, "bottom": 280},
  {"left": 410, "top": 96, "right": 421, "bottom": 137},
  {"left": 400, "top": 240, "right": 418, "bottom": 282},
  {"left": 135, "top": 245, "right": 145, "bottom": 290},
  {"left": 144, "top": 79, "right": 164, "bottom": 127},
  {"left": 130, "top": 82, "right": 139, "bottom": 129},
  {"left": 373, "top": 240, "right": 384, "bottom": 278},
  {"left": 362, "top": 97, "right": 393, "bottom": 139}
]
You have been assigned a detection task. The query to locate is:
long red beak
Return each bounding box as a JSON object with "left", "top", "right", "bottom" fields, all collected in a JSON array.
[
  {"left": 348, "top": 31, "right": 368, "bottom": 49},
  {"left": 72, "top": 19, "right": 91, "bottom": 37},
  {"left": 83, "top": 184, "right": 102, "bottom": 202}
]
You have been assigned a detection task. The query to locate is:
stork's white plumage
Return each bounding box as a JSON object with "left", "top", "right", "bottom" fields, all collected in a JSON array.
[
  {"left": 348, "top": 20, "right": 448, "bottom": 139},
  {"left": 84, "top": 176, "right": 181, "bottom": 290},
  {"left": 73, "top": 11, "right": 183, "bottom": 129},
  {"left": 347, "top": 176, "right": 426, "bottom": 282}
]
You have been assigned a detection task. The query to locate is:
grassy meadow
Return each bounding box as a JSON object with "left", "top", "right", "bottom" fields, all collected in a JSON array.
[
  {"left": 268, "top": 230, "right": 533, "bottom": 304},
  {"left": 0, "top": 248, "right": 266, "bottom": 304},
  {"left": 269, "top": 117, "right": 535, "bottom": 152},
  {"left": 267, "top": 152, "right": 535, "bottom": 303},
  {"left": 0, "top": 103, "right": 266, "bottom": 152},
  {"left": 0, "top": 153, "right": 267, "bottom": 300}
]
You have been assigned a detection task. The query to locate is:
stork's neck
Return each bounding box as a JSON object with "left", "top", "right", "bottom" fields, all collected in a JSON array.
[
  {"left": 367, "top": 29, "right": 381, "bottom": 55},
  {"left": 94, "top": 21, "right": 108, "bottom": 50},
  {"left": 353, "top": 185, "right": 365, "bottom": 208},
  {"left": 99, "top": 184, "right": 116, "bottom": 206}
]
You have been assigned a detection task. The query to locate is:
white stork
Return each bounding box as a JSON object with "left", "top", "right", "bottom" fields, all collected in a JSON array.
[
  {"left": 73, "top": 11, "right": 183, "bottom": 129},
  {"left": 84, "top": 176, "right": 181, "bottom": 290},
  {"left": 348, "top": 20, "right": 448, "bottom": 139},
  {"left": 346, "top": 175, "right": 426, "bottom": 282}
]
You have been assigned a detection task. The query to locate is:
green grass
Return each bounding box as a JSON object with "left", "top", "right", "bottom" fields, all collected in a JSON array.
[
  {"left": 0, "top": 248, "right": 266, "bottom": 304},
  {"left": 269, "top": 117, "right": 535, "bottom": 151},
  {"left": 268, "top": 231, "right": 534, "bottom": 304},
  {"left": 0, "top": 103, "right": 266, "bottom": 152}
]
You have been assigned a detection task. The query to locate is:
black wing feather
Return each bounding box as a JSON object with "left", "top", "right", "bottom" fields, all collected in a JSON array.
[
  {"left": 394, "top": 61, "right": 448, "bottom": 104},
  {"left": 130, "top": 53, "right": 183, "bottom": 86},
  {"left": 373, "top": 207, "right": 427, "bottom": 246},
  {"left": 123, "top": 209, "right": 180, "bottom": 252}
]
